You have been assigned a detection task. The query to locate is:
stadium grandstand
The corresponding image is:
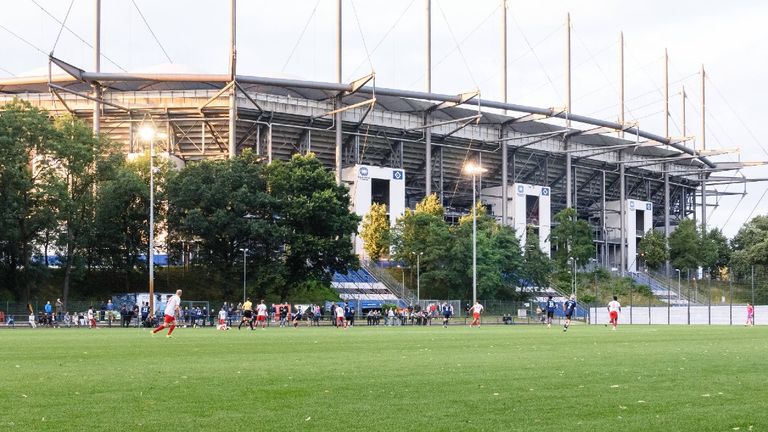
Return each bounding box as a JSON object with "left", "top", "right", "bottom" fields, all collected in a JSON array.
[{"left": 2, "top": 0, "right": 766, "bottom": 306}]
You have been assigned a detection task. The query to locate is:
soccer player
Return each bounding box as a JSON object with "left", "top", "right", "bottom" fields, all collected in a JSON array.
[
  {"left": 469, "top": 301, "right": 484, "bottom": 327},
  {"left": 746, "top": 303, "right": 754, "bottom": 327},
  {"left": 87, "top": 306, "right": 97, "bottom": 328},
  {"left": 545, "top": 295, "right": 556, "bottom": 328},
  {"left": 292, "top": 305, "right": 304, "bottom": 328},
  {"left": 151, "top": 289, "right": 182, "bottom": 337},
  {"left": 607, "top": 296, "right": 621, "bottom": 331},
  {"left": 442, "top": 302, "right": 452, "bottom": 327},
  {"left": 217, "top": 306, "right": 229, "bottom": 331},
  {"left": 255, "top": 300, "right": 268, "bottom": 329},
  {"left": 238, "top": 298, "right": 254, "bottom": 330},
  {"left": 335, "top": 304, "right": 346, "bottom": 328},
  {"left": 563, "top": 294, "right": 577, "bottom": 332}
]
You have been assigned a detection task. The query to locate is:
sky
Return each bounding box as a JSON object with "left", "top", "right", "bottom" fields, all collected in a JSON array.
[{"left": 2, "top": 0, "right": 767, "bottom": 237}]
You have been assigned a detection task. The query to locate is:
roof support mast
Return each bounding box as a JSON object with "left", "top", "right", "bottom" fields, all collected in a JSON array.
[
  {"left": 565, "top": 13, "right": 572, "bottom": 209},
  {"left": 228, "top": 0, "right": 237, "bottom": 159},
  {"left": 500, "top": 0, "right": 508, "bottom": 225},
  {"left": 424, "top": 0, "right": 432, "bottom": 197},
  {"left": 335, "top": 0, "right": 343, "bottom": 184},
  {"left": 701, "top": 65, "right": 707, "bottom": 232},
  {"left": 93, "top": 0, "right": 100, "bottom": 135},
  {"left": 618, "top": 31, "right": 626, "bottom": 276},
  {"left": 664, "top": 48, "right": 671, "bottom": 278}
]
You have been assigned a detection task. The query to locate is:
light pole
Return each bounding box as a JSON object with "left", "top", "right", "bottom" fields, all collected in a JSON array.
[
  {"left": 140, "top": 126, "right": 157, "bottom": 315},
  {"left": 463, "top": 162, "right": 487, "bottom": 306},
  {"left": 675, "top": 268, "right": 681, "bottom": 304},
  {"left": 412, "top": 251, "right": 423, "bottom": 305},
  {"left": 239, "top": 248, "right": 248, "bottom": 303}
]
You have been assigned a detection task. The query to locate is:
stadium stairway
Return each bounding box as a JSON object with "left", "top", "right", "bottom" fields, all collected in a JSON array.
[
  {"left": 331, "top": 264, "right": 412, "bottom": 307},
  {"left": 628, "top": 271, "right": 696, "bottom": 306}
]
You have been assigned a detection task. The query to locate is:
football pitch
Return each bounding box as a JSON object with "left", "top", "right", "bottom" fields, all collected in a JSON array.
[{"left": 2, "top": 324, "right": 765, "bottom": 431}]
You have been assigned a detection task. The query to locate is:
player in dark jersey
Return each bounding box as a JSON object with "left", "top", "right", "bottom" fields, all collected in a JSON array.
[
  {"left": 563, "top": 295, "right": 577, "bottom": 332},
  {"left": 545, "top": 295, "right": 556, "bottom": 328}
]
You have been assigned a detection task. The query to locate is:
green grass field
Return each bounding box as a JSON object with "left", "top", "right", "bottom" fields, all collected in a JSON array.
[{"left": 2, "top": 324, "right": 766, "bottom": 431}]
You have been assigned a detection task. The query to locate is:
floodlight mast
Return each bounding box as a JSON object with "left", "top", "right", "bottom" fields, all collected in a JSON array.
[{"left": 463, "top": 162, "right": 487, "bottom": 306}]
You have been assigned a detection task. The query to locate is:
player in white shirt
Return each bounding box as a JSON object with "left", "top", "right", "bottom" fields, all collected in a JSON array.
[
  {"left": 217, "top": 307, "right": 229, "bottom": 330},
  {"left": 469, "top": 302, "right": 484, "bottom": 327},
  {"left": 335, "top": 305, "right": 346, "bottom": 328},
  {"left": 607, "top": 296, "right": 621, "bottom": 331},
  {"left": 87, "top": 306, "right": 96, "bottom": 328},
  {"left": 255, "top": 300, "right": 268, "bottom": 329},
  {"left": 151, "top": 289, "right": 182, "bottom": 337}
]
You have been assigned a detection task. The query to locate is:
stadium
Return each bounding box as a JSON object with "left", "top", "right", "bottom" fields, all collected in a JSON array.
[{"left": 1, "top": 1, "right": 767, "bottom": 430}]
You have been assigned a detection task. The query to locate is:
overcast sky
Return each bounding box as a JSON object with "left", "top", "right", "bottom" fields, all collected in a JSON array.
[{"left": 2, "top": 0, "right": 767, "bottom": 237}]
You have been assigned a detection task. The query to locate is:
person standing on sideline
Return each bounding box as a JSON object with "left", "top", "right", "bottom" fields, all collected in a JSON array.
[
  {"left": 151, "top": 290, "right": 182, "bottom": 338},
  {"left": 55, "top": 298, "right": 64, "bottom": 323},
  {"left": 563, "top": 295, "right": 577, "bottom": 332},
  {"left": 746, "top": 303, "right": 754, "bottom": 326},
  {"left": 469, "top": 302, "right": 484, "bottom": 327},
  {"left": 335, "top": 304, "right": 346, "bottom": 328},
  {"left": 217, "top": 306, "right": 230, "bottom": 330},
  {"left": 255, "top": 300, "right": 268, "bottom": 329},
  {"left": 545, "top": 296, "right": 556, "bottom": 328},
  {"left": 87, "top": 306, "right": 97, "bottom": 328},
  {"left": 607, "top": 296, "right": 621, "bottom": 331},
  {"left": 238, "top": 298, "right": 254, "bottom": 330}
]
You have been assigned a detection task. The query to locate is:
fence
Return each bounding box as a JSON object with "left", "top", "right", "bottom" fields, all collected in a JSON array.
[{"left": 589, "top": 304, "right": 764, "bottom": 325}]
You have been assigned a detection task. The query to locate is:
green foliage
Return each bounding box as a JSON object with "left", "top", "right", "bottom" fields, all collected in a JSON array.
[
  {"left": 669, "top": 219, "right": 700, "bottom": 271},
  {"left": 521, "top": 226, "right": 552, "bottom": 290},
  {"left": 639, "top": 229, "right": 668, "bottom": 270},
  {"left": 360, "top": 202, "right": 390, "bottom": 261},
  {"left": 414, "top": 193, "right": 444, "bottom": 217},
  {"left": 168, "top": 152, "right": 358, "bottom": 302},
  {"left": 0, "top": 100, "right": 60, "bottom": 300},
  {"left": 550, "top": 208, "right": 594, "bottom": 270},
  {"left": 730, "top": 215, "right": 768, "bottom": 277}
]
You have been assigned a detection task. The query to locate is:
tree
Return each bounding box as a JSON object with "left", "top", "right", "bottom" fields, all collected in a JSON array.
[
  {"left": 549, "top": 208, "right": 594, "bottom": 270},
  {"left": 521, "top": 226, "right": 552, "bottom": 291},
  {"left": 168, "top": 151, "right": 279, "bottom": 300},
  {"left": 266, "top": 153, "right": 360, "bottom": 299},
  {"left": 93, "top": 159, "right": 151, "bottom": 290},
  {"left": 730, "top": 215, "right": 768, "bottom": 277},
  {"left": 669, "top": 219, "right": 699, "bottom": 272},
  {"left": 360, "top": 203, "right": 389, "bottom": 261},
  {"left": 639, "top": 229, "right": 668, "bottom": 270},
  {"left": 414, "top": 193, "right": 444, "bottom": 217},
  {"left": 699, "top": 227, "right": 723, "bottom": 277},
  {"left": 0, "top": 100, "right": 60, "bottom": 301},
  {"left": 51, "top": 115, "right": 121, "bottom": 306}
]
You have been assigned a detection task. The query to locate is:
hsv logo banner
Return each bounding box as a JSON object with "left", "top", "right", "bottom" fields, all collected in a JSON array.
[{"left": 392, "top": 170, "right": 403, "bottom": 180}]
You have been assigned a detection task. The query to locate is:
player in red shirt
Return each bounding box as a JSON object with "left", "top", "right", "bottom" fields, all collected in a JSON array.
[{"left": 746, "top": 303, "right": 754, "bottom": 326}]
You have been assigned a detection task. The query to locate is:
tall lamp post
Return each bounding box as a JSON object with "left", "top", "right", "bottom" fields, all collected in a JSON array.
[
  {"left": 463, "top": 162, "right": 487, "bottom": 306},
  {"left": 139, "top": 126, "right": 158, "bottom": 315},
  {"left": 412, "top": 251, "right": 423, "bottom": 305},
  {"left": 239, "top": 248, "right": 248, "bottom": 303}
]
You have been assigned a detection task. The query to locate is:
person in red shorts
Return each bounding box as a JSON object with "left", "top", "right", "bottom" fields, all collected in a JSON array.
[
  {"left": 335, "top": 304, "right": 346, "bottom": 328},
  {"left": 469, "top": 301, "right": 484, "bottom": 327},
  {"left": 151, "top": 289, "right": 182, "bottom": 338},
  {"left": 746, "top": 303, "right": 754, "bottom": 327},
  {"left": 607, "top": 296, "right": 621, "bottom": 331},
  {"left": 255, "top": 300, "right": 268, "bottom": 329}
]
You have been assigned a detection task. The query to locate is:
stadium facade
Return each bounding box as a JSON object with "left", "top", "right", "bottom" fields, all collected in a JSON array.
[{"left": 0, "top": 0, "right": 753, "bottom": 277}]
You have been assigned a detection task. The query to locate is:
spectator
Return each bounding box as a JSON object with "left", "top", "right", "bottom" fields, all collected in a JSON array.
[
  {"left": 44, "top": 301, "right": 53, "bottom": 326},
  {"left": 55, "top": 298, "right": 64, "bottom": 322}
]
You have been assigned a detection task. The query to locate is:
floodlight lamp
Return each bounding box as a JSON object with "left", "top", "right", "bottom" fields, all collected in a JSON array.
[
  {"left": 139, "top": 126, "right": 155, "bottom": 141},
  {"left": 463, "top": 163, "right": 487, "bottom": 175}
]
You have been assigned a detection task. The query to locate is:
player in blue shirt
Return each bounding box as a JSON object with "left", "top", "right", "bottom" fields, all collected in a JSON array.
[
  {"left": 563, "top": 294, "right": 577, "bottom": 332},
  {"left": 545, "top": 296, "right": 556, "bottom": 328}
]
